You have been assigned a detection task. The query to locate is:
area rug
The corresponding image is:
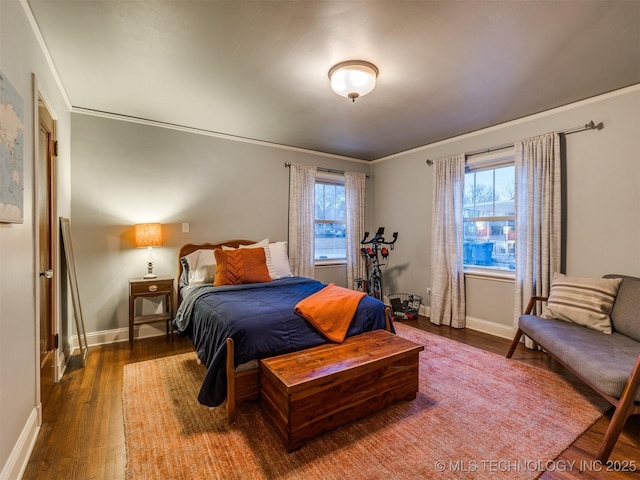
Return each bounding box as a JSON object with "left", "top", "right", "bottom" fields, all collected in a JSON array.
[{"left": 123, "top": 323, "right": 609, "bottom": 479}]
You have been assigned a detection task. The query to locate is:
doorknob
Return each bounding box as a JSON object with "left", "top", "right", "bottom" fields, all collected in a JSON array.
[{"left": 40, "top": 270, "right": 54, "bottom": 279}]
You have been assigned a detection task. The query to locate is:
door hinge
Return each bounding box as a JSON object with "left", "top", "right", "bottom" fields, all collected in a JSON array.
[
  {"left": 53, "top": 140, "right": 59, "bottom": 157},
  {"left": 54, "top": 333, "right": 59, "bottom": 349}
]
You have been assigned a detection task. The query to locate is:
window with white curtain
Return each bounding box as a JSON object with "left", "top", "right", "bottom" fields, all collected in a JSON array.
[
  {"left": 463, "top": 150, "right": 516, "bottom": 272},
  {"left": 314, "top": 173, "right": 346, "bottom": 263}
]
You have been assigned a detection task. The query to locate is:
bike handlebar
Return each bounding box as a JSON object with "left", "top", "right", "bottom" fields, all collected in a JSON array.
[{"left": 360, "top": 227, "right": 398, "bottom": 246}]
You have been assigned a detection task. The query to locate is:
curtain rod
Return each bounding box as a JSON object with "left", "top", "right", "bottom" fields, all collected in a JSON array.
[
  {"left": 425, "top": 120, "right": 603, "bottom": 166},
  {"left": 284, "top": 162, "right": 369, "bottom": 177}
]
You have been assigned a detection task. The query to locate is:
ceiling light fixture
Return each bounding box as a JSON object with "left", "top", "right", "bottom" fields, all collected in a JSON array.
[{"left": 328, "top": 60, "right": 378, "bottom": 102}]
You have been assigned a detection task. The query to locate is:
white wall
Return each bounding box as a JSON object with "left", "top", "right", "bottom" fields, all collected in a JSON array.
[
  {"left": 372, "top": 86, "right": 640, "bottom": 336},
  {"left": 0, "top": 1, "right": 71, "bottom": 478},
  {"left": 69, "top": 113, "right": 371, "bottom": 338}
]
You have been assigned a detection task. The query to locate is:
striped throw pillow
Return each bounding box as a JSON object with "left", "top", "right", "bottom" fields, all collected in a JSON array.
[{"left": 541, "top": 273, "right": 622, "bottom": 333}]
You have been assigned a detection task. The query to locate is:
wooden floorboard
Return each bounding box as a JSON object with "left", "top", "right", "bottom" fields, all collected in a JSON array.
[{"left": 22, "top": 320, "right": 640, "bottom": 479}]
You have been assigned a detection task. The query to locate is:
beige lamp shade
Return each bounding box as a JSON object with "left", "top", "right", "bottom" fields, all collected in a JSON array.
[{"left": 134, "top": 223, "right": 162, "bottom": 248}]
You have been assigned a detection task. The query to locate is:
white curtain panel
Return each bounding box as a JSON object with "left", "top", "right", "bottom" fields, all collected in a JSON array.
[
  {"left": 288, "top": 163, "right": 317, "bottom": 278},
  {"left": 430, "top": 153, "right": 466, "bottom": 328},
  {"left": 513, "top": 132, "right": 562, "bottom": 346},
  {"left": 345, "top": 171, "right": 366, "bottom": 290}
]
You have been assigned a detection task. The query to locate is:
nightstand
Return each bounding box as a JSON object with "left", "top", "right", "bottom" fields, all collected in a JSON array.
[{"left": 128, "top": 276, "right": 174, "bottom": 349}]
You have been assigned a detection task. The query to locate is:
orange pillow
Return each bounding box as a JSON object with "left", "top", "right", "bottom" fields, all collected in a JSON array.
[{"left": 213, "top": 247, "right": 272, "bottom": 286}]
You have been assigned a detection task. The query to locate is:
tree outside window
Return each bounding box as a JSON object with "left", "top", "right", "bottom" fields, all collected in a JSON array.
[
  {"left": 315, "top": 181, "right": 346, "bottom": 261},
  {"left": 463, "top": 164, "right": 515, "bottom": 271}
]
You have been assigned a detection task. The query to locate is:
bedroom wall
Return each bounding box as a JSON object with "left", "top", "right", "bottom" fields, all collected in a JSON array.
[
  {"left": 70, "top": 86, "right": 640, "bottom": 345},
  {"left": 371, "top": 85, "right": 640, "bottom": 337},
  {"left": 69, "top": 113, "right": 372, "bottom": 340},
  {"left": 0, "top": 1, "right": 72, "bottom": 478}
]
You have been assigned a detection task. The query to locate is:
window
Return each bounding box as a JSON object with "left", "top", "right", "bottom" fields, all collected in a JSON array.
[
  {"left": 315, "top": 177, "right": 346, "bottom": 262},
  {"left": 463, "top": 155, "right": 515, "bottom": 271}
]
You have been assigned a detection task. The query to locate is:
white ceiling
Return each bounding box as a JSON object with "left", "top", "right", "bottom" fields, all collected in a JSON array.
[{"left": 27, "top": 1, "right": 640, "bottom": 161}]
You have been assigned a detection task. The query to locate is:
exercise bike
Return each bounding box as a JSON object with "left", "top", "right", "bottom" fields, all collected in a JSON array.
[{"left": 355, "top": 227, "right": 398, "bottom": 301}]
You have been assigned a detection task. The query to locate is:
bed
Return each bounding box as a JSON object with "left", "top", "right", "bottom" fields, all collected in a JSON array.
[{"left": 173, "top": 240, "right": 392, "bottom": 421}]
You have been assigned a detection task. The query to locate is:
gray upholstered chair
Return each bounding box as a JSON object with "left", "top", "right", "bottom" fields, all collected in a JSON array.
[{"left": 507, "top": 274, "right": 640, "bottom": 463}]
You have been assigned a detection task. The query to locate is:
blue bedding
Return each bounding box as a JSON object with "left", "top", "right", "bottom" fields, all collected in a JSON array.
[{"left": 173, "top": 277, "right": 390, "bottom": 407}]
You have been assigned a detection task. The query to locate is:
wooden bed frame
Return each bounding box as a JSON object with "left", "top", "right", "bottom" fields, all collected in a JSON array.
[{"left": 177, "top": 240, "right": 393, "bottom": 423}]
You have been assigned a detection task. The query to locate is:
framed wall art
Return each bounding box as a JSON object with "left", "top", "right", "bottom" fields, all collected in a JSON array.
[{"left": 0, "top": 70, "right": 25, "bottom": 223}]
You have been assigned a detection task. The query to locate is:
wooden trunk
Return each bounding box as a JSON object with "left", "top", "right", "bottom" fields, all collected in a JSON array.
[{"left": 259, "top": 329, "right": 424, "bottom": 451}]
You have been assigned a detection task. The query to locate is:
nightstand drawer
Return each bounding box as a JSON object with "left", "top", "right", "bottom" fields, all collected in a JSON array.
[{"left": 131, "top": 280, "right": 172, "bottom": 295}]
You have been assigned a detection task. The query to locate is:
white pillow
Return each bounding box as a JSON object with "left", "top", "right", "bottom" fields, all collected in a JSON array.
[
  {"left": 182, "top": 249, "right": 217, "bottom": 285},
  {"left": 225, "top": 239, "right": 292, "bottom": 279},
  {"left": 267, "top": 241, "right": 292, "bottom": 279}
]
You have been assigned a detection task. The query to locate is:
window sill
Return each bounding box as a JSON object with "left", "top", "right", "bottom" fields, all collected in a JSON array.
[
  {"left": 315, "top": 259, "right": 347, "bottom": 268},
  {"left": 464, "top": 268, "right": 515, "bottom": 283}
]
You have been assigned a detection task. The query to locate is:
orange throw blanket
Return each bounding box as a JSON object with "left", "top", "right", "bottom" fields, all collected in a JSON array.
[{"left": 294, "top": 283, "right": 367, "bottom": 343}]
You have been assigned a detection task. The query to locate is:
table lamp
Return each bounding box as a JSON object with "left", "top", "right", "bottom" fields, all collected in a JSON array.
[{"left": 134, "top": 223, "right": 162, "bottom": 278}]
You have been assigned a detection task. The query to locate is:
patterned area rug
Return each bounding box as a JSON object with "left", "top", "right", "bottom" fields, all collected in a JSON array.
[{"left": 123, "top": 323, "right": 609, "bottom": 479}]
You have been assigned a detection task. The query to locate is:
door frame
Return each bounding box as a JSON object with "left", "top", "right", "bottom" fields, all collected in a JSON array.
[{"left": 33, "top": 74, "right": 59, "bottom": 424}]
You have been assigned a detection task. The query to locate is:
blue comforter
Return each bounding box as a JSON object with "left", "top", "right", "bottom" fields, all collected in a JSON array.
[{"left": 173, "top": 277, "right": 389, "bottom": 407}]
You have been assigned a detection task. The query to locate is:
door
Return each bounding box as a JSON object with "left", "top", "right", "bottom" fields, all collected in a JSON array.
[{"left": 38, "top": 97, "right": 56, "bottom": 408}]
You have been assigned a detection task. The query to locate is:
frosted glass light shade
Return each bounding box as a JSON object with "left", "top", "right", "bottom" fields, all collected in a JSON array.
[{"left": 329, "top": 61, "right": 378, "bottom": 101}]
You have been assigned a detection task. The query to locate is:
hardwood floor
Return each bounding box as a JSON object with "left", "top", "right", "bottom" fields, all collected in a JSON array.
[
  {"left": 22, "top": 320, "right": 639, "bottom": 479},
  {"left": 23, "top": 335, "right": 193, "bottom": 480}
]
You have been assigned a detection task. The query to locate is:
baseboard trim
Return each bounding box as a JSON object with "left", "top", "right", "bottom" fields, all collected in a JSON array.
[
  {"left": 0, "top": 408, "right": 40, "bottom": 480},
  {"left": 465, "top": 315, "right": 515, "bottom": 339},
  {"left": 56, "top": 349, "right": 68, "bottom": 381},
  {"left": 417, "top": 305, "right": 515, "bottom": 340},
  {"left": 69, "top": 323, "right": 169, "bottom": 350}
]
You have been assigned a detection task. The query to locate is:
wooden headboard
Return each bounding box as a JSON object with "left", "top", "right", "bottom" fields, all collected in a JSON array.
[{"left": 177, "top": 239, "right": 257, "bottom": 305}]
